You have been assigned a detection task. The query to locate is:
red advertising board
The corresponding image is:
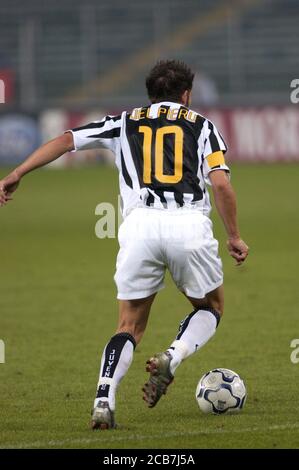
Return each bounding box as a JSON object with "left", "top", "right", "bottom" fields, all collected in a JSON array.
[
  {"left": 0, "top": 69, "right": 14, "bottom": 103},
  {"left": 203, "top": 107, "right": 299, "bottom": 162}
]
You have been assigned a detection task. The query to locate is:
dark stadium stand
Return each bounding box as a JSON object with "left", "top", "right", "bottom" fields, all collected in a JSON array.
[{"left": 0, "top": 0, "right": 298, "bottom": 109}]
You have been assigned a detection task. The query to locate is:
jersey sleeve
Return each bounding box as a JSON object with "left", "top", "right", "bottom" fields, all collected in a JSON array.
[
  {"left": 67, "top": 114, "right": 122, "bottom": 153},
  {"left": 200, "top": 119, "right": 230, "bottom": 185}
]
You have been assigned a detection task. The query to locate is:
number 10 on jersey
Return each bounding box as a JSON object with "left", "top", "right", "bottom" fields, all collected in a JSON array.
[{"left": 139, "top": 125, "right": 183, "bottom": 184}]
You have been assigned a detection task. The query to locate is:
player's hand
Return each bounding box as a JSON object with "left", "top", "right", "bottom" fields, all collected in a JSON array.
[
  {"left": 227, "top": 237, "right": 249, "bottom": 266},
  {"left": 0, "top": 170, "right": 21, "bottom": 207}
]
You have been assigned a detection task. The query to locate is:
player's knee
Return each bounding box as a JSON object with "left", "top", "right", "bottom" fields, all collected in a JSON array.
[{"left": 187, "top": 294, "right": 223, "bottom": 317}]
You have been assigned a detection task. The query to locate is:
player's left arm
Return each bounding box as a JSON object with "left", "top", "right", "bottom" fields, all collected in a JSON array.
[
  {"left": 0, "top": 132, "right": 74, "bottom": 207},
  {"left": 209, "top": 169, "right": 249, "bottom": 266},
  {"left": 201, "top": 119, "right": 249, "bottom": 266}
]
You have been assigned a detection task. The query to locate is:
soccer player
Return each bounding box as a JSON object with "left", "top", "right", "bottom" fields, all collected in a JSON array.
[{"left": 0, "top": 60, "right": 249, "bottom": 430}]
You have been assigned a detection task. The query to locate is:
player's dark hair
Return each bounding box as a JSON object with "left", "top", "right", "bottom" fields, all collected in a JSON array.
[{"left": 146, "top": 60, "right": 194, "bottom": 103}]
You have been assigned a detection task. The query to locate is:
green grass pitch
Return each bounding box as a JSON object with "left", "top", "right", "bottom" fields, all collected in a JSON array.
[{"left": 0, "top": 163, "right": 298, "bottom": 449}]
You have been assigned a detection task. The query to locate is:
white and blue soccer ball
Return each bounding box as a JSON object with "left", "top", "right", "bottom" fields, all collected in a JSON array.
[{"left": 196, "top": 368, "right": 247, "bottom": 415}]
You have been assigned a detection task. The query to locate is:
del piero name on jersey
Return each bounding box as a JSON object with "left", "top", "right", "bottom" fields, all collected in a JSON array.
[{"left": 129, "top": 105, "right": 198, "bottom": 123}]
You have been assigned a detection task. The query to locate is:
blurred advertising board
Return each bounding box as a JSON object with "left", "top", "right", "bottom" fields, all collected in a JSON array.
[
  {"left": 0, "top": 107, "right": 298, "bottom": 165},
  {"left": 0, "top": 69, "right": 14, "bottom": 104},
  {"left": 203, "top": 107, "right": 299, "bottom": 162},
  {"left": 0, "top": 114, "right": 40, "bottom": 165}
]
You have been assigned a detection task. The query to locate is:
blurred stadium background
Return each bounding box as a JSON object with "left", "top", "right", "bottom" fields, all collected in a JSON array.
[
  {"left": 0, "top": 0, "right": 298, "bottom": 165},
  {"left": 1, "top": 0, "right": 299, "bottom": 449}
]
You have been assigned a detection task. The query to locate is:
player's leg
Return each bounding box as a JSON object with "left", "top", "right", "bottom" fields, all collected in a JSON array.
[
  {"left": 93, "top": 207, "right": 164, "bottom": 423},
  {"left": 92, "top": 294, "right": 155, "bottom": 429},
  {"left": 165, "top": 285, "right": 224, "bottom": 374},
  {"left": 142, "top": 286, "right": 223, "bottom": 408}
]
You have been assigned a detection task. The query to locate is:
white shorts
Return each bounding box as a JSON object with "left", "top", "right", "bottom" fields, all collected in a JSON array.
[{"left": 114, "top": 207, "right": 223, "bottom": 300}]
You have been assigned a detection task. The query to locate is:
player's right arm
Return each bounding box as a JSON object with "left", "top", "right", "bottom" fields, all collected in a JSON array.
[
  {"left": 0, "top": 132, "right": 74, "bottom": 206},
  {"left": 209, "top": 169, "right": 249, "bottom": 266}
]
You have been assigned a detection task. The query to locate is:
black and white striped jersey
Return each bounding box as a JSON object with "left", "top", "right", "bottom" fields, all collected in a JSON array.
[{"left": 69, "top": 101, "right": 229, "bottom": 217}]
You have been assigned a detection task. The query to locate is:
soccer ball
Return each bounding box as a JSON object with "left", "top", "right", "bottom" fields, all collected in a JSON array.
[{"left": 196, "top": 368, "right": 247, "bottom": 415}]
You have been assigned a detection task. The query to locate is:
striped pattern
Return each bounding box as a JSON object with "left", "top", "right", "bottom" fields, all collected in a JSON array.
[{"left": 69, "top": 102, "right": 229, "bottom": 217}]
